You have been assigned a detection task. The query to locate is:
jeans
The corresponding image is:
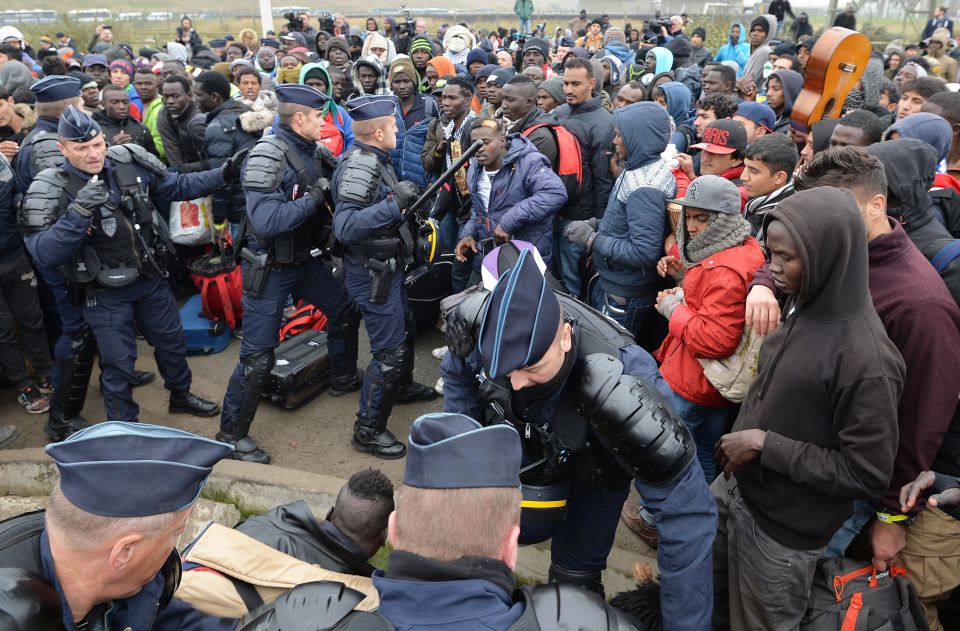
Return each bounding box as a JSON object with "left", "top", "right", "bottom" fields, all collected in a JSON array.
[
  {"left": 519, "top": 17, "right": 531, "bottom": 33},
  {"left": 590, "top": 284, "right": 655, "bottom": 339},
  {"left": 552, "top": 219, "right": 585, "bottom": 297},
  {"left": 823, "top": 499, "right": 876, "bottom": 558},
  {"left": 667, "top": 387, "right": 729, "bottom": 483},
  {"left": 439, "top": 213, "right": 474, "bottom": 293}
]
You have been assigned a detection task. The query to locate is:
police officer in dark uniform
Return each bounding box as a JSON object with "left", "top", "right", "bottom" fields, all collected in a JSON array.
[
  {"left": 219, "top": 84, "right": 363, "bottom": 465},
  {"left": 0, "top": 422, "right": 233, "bottom": 631},
  {"left": 441, "top": 247, "right": 718, "bottom": 631},
  {"left": 332, "top": 95, "right": 437, "bottom": 460},
  {"left": 19, "top": 107, "right": 243, "bottom": 423},
  {"left": 15, "top": 77, "right": 153, "bottom": 442}
]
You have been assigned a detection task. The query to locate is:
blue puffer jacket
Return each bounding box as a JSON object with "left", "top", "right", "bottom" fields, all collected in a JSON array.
[
  {"left": 392, "top": 96, "right": 439, "bottom": 188},
  {"left": 461, "top": 134, "right": 567, "bottom": 267},
  {"left": 593, "top": 102, "right": 676, "bottom": 299}
]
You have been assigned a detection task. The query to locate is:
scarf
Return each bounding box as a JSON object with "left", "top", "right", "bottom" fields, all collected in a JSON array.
[
  {"left": 616, "top": 159, "right": 676, "bottom": 204},
  {"left": 443, "top": 110, "right": 478, "bottom": 196},
  {"left": 743, "top": 182, "right": 794, "bottom": 242},
  {"left": 676, "top": 209, "right": 752, "bottom": 268}
]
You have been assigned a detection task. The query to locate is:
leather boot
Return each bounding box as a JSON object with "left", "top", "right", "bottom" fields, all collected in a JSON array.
[
  {"left": 394, "top": 312, "right": 437, "bottom": 403},
  {"left": 352, "top": 417, "right": 406, "bottom": 459},
  {"left": 169, "top": 390, "right": 220, "bottom": 417},
  {"left": 216, "top": 432, "right": 271, "bottom": 464},
  {"left": 548, "top": 563, "right": 605, "bottom": 598},
  {"left": 44, "top": 413, "right": 90, "bottom": 442},
  {"left": 133, "top": 369, "right": 156, "bottom": 387},
  {"left": 395, "top": 381, "right": 438, "bottom": 403},
  {"left": 328, "top": 370, "right": 363, "bottom": 397}
]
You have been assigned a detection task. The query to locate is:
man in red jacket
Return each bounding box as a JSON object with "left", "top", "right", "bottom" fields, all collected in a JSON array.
[{"left": 746, "top": 147, "right": 960, "bottom": 631}]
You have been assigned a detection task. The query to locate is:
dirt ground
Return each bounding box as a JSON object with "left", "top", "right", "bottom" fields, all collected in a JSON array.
[{"left": 1, "top": 322, "right": 649, "bottom": 560}]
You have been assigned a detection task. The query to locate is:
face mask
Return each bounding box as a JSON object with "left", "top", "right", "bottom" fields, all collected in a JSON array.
[{"left": 448, "top": 36, "right": 467, "bottom": 53}]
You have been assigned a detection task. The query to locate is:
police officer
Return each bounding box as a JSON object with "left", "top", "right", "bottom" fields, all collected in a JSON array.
[
  {"left": 15, "top": 77, "right": 153, "bottom": 442},
  {"left": 332, "top": 94, "right": 437, "bottom": 460},
  {"left": 441, "top": 246, "right": 718, "bottom": 631},
  {"left": 220, "top": 84, "right": 363, "bottom": 464},
  {"left": 20, "top": 106, "right": 243, "bottom": 423},
  {"left": 0, "top": 422, "right": 233, "bottom": 631}
]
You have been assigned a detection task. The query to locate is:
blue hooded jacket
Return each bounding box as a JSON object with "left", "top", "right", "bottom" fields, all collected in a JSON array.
[
  {"left": 593, "top": 103, "right": 676, "bottom": 298},
  {"left": 462, "top": 134, "right": 567, "bottom": 268},
  {"left": 660, "top": 81, "right": 696, "bottom": 152},
  {"left": 604, "top": 40, "right": 636, "bottom": 66},
  {"left": 887, "top": 112, "right": 952, "bottom": 166},
  {"left": 648, "top": 47, "right": 674, "bottom": 75},
  {"left": 715, "top": 22, "right": 749, "bottom": 75}
]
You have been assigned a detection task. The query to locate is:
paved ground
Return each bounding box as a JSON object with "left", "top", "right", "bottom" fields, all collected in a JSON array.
[{"left": 1, "top": 321, "right": 654, "bottom": 571}]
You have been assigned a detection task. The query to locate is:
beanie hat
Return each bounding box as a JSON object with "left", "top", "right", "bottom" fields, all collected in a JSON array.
[
  {"left": 750, "top": 16, "right": 770, "bottom": 34},
  {"left": 692, "top": 27, "right": 707, "bottom": 39},
  {"left": 325, "top": 36, "right": 350, "bottom": 58},
  {"left": 665, "top": 37, "right": 692, "bottom": 62},
  {"left": 467, "top": 47, "right": 489, "bottom": 66},
  {"left": 109, "top": 59, "right": 134, "bottom": 79},
  {"left": 477, "top": 64, "right": 499, "bottom": 81},
  {"left": 539, "top": 76, "right": 565, "bottom": 103},
  {"left": 774, "top": 42, "right": 797, "bottom": 56},
  {"left": 522, "top": 37, "right": 550, "bottom": 62},
  {"left": 603, "top": 27, "right": 626, "bottom": 46}
]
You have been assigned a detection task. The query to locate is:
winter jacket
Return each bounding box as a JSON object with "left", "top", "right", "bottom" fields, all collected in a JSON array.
[
  {"left": 660, "top": 81, "right": 696, "bottom": 152},
  {"left": 593, "top": 103, "right": 676, "bottom": 299},
  {"left": 393, "top": 96, "right": 440, "bottom": 188},
  {"left": 715, "top": 23, "right": 749, "bottom": 75},
  {"left": 833, "top": 11, "right": 857, "bottom": 30},
  {"left": 769, "top": 69, "right": 804, "bottom": 133},
  {"left": 91, "top": 110, "right": 157, "bottom": 156},
  {"left": 690, "top": 44, "right": 713, "bottom": 68},
  {"left": 742, "top": 15, "right": 778, "bottom": 87},
  {"left": 0, "top": 155, "right": 23, "bottom": 263},
  {"left": 868, "top": 138, "right": 960, "bottom": 305},
  {"left": 201, "top": 99, "right": 260, "bottom": 223},
  {"left": 647, "top": 47, "right": 674, "bottom": 75},
  {"left": 655, "top": 236, "right": 764, "bottom": 407},
  {"left": 509, "top": 108, "right": 558, "bottom": 168},
  {"left": 541, "top": 95, "right": 615, "bottom": 220},
  {"left": 735, "top": 187, "right": 904, "bottom": 550},
  {"left": 927, "top": 30, "right": 958, "bottom": 82},
  {"left": 461, "top": 134, "right": 567, "bottom": 266},
  {"left": 157, "top": 103, "right": 207, "bottom": 172}
]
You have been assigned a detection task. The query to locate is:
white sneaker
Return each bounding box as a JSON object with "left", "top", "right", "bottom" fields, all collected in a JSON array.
[
  {"left": 431, "top": 346, "right": 448, "bottom": 360},
  {"left": 434, "top": 377, "right": 444, "bottom": 396}
]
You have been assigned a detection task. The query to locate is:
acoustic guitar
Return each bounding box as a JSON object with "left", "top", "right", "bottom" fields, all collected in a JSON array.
[{"left": 790, "top": 27, "right": 872, "bottom": 133}]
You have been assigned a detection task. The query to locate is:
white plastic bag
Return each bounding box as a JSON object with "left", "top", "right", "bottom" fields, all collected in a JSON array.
[{"left": 169, "top": 196, "right": 213, "bottom": 245}]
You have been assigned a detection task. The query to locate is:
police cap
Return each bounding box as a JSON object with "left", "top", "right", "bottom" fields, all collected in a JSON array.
[
  {"left": 275, "top": 83, "right": 329, "bottom": 110},
  {"left": 58, "top": 105, "right": 102, "bottom": 142},
  {"left": 346, "top": 94, "right": 398, "bottom": 121},
  {"left": 30, "top": 75, "right": 81, "bottom": 103}
]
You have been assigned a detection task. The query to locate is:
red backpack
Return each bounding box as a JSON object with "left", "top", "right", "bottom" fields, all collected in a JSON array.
[
  {"left": 280, "top": 301, "right": 328, "bottom": 341},
  {"left": 522, "top": 123, "right": 583, "bottom": 203},
  {"left": 187, "top": 244, "right": 243, "bottom": 331}
]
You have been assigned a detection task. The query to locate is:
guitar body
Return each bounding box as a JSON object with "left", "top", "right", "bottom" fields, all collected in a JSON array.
[{"left": 790, "top": 27, "right": 872, "bottom": 133}]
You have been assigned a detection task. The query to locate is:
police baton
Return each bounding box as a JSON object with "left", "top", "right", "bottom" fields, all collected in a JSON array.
[{"left": 406, "top": 139, "right": 484, "bottom": 217}]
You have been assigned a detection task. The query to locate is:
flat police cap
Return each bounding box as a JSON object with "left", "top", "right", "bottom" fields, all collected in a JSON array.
[
  {"left": 58, "top": 105, "right": 102, "bottom": 142},
  {"left": 30, "top": 75, "right": 81, "bottom": 104},
  {"left": 346, "top": 94, "right": 398, "bottom": 121},
  {"left": 275, "top": 83, "right": 329, "bottom": 110},
  {"left": 404, "top": 413, "right": 521, "bottom": 489},
  {"left": 479, "top": 248, "right": 561, "bottom": 379},
  {"left": 45, "top": 421, "right": 233, "bottom": 517}
]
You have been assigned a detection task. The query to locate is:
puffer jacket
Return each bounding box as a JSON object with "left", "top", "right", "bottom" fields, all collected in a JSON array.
[
  {"left": 655, "top": 236, "right": 765, "bottom": 407},
  {"left": 461, "top": 134, "right": 567, "bottom": 267},
  {"left": 202, "top": 99, "right": 260, "bottom": 223},
  {"left": 393, "top": 108, "right": 438, "bottom": 188},
  {"left": 593, "top": 103, "right": 676, "bottom": 299}
]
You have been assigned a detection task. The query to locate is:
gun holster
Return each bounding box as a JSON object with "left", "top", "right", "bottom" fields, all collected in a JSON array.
[
  {"left": 365, "top": 258, "right": 396, "bottom": 305},
  {"left": 239, "top": 247, "right": 270, "bottom": 298}
]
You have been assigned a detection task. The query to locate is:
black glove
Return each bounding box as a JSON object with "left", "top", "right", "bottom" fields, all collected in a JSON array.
[
  {"left": 314, "top": 144, "right": 338, "bottom": 174},
  {"left": 71, "top": 178, "right": 109, "bottom": 218},
  {"left": 393, "top": 181, "right": 420, "bottom": 213},
  {"left": 221, "top": 148, "right": 250, "bottom": 182},
  {"left": 307, "top": 178, "right": 331, "bottom": 211}
]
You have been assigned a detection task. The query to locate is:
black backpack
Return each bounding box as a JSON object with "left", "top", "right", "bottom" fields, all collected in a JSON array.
[{"left": 800, "top": 558, "right": 928, "bottom": 631}]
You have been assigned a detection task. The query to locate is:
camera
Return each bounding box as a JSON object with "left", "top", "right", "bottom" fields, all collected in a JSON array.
[
  {"left": 318, "top": 11, "right": 335, "bottom": 33},
  {"left": 396, "top": 5, "right": 415, "bottom": 36},
  {"left": 283, "top": 12, "right": 302, "bottom": 33}
]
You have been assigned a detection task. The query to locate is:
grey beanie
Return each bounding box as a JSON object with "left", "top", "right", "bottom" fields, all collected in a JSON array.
[{"left": 539, "top": 76, "right": 565, "bottom": 103}]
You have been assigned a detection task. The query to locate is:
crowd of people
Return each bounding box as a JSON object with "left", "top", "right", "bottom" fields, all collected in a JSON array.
[{"left": 1, "top": 5, "right": 960, "bottom": 631}]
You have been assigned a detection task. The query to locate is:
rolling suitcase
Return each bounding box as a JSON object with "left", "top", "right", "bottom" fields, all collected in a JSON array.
[
  {"left": 180, "top": 294, "right": 233, "bottom": 355},
  {"left": 262, "top": 329, "right": 331, "bottom": 409},
  {"left": 406, "top": 253, "right": 453, "bottom": 330}
]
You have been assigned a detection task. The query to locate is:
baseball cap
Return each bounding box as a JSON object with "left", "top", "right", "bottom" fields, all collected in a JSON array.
[
  {"left": 690, "top": 119, "right": 748, "bottom": 155},
  {"left": 670, "top": 174, "right": 742, "bottom": 214},
  {"left": 735, "top": 101, "right": 776, "bottom": 133}
]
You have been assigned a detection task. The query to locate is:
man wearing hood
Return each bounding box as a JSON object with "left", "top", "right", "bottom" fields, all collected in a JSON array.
[
  {"left": 715, "top": 23, "right": 749, "bottom": 75},
  {"left": 714, "top": 186, "right": 904, "bottom": 630},
  {"left": 456, "top": 117, "right": 566, "bottom": 276},
  {"left": 361, "top": 31, "right": 395, "bottom": 67},
  {"left": 541, "top": 57, "right": 615, "bottom": 297},
  {"left": 925, "top": 29, "right": 957, "bottom": 82},
  {"left": 764, "top": 69, "right": 803, "bottom": 133},
  {"left": 325, "top": 36, "right": 355, "bottom": 97},
  {"left": 300, "top": 62, "right": 356, "bottom": 156},
  {"left": 834, "top": 3, "right": 858, "bottom": 29},
  {"left": 349, "top": 54, "right": 390, "bottom": 99},
  {"left": 564, "top": 102, "right": 677, "bottom": 337},
  {"left": 739, "top": 15, "right": 778, "bottom": 93},
  {"left": 442, "top": 25, "right": 475, "bottom": 66},
  {"left": 654, "top": 81, "right": 696, "bottom": 152},
  {"left": 868, "top": 138, "right": 960, "bottom": 305}
]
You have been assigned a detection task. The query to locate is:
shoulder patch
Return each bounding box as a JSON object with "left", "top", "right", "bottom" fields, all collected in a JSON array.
[
  {"left": 107, "top": 143, "right": 168, "bottom": 177},
  {"left": 337, "top": 150, "right": 382, "bottom": 206},
  {"left": 242, "top": 136, "right": 288, "bottom": 193}
]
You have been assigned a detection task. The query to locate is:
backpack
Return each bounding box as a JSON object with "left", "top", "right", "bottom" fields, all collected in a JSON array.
[
  {"left": 522, "top": 123, "right": 583, "bottom": 206},
  {"left": 800, "top": 558, "right": 928, "bottom": 631},
  {"left": 279, "top": 301, "right": 328, "bottom": 341},
  {"left": 187, "top": 243, "right": 243, "bottom": 331}
]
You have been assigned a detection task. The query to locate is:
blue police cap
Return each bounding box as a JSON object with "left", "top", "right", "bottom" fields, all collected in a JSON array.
[
  {"left": 346, "top": 94, "right": 398, "bottom": 121},
  {"left": 275, "top": 83, "right": 329, "bottom": 110},
  {"left": 58, "top": 105, "right": 102, "bottom": 142},
  {"left": 404, "top": 413, "right": 521, "bottom": 489},
  {"left": 45, "top": 421, "right": 234, "bottom": 517},
  {"left": 209, "top": 39, "right": 228, "bottom": 48},
  {"left": 479, "top": 248, "right": 561, "bottom": 379},
  {"left": 30, "top": 75, "right": 81, "bottom": 104}
]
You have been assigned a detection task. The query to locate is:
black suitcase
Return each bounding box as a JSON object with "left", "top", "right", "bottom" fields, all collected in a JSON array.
[
  {"left": 261, "top": 329, "right": 331, "bottom": 409},
  {"left": 406, "top": 253, "right": 453, "bottom": 330}
]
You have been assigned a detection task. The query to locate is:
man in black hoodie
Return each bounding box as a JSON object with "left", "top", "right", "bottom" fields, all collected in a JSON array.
[
  {"left": 499, "top": 76, "right": 558, "bottom": 165},
  {"left": 712, "top": 187, "right": 904, "bottom": 629},
  {"left": 92, "top": 85, "right": 157, "bottom": 155}
]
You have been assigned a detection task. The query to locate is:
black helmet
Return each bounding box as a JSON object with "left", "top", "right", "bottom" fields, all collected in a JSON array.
[{"left": 518, "top": 475, "right": 571, "bottom": 544}]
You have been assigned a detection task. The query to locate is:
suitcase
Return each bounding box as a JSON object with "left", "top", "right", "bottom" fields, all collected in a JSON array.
[
  {"left": 180, "top": 294, "right": 233, "bottom": 355},
  {"left": 406, "top": 253, "right": 454, "bottom": 330},
  {"left": 262, "top": 329, "right": 331, "bottom": 409}
]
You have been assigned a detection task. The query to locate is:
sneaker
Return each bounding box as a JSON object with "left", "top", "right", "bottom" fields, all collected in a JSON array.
[
  {"left": 434, "top": 376, "right": 444, "bottom": 396},
  {"left": 431, "top": 346, "right": 448, "bottom": 360},
  {"left": 36, "top": 374, "right": 55, "bottom": 395},
  {"left": 621, "top": 503, "right": 659, "bottom": 548},
  {"left": 18, "top": 386, "right": 50, "bottom": 414}
]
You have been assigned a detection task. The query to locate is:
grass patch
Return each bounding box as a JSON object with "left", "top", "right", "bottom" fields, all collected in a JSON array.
[
  {"left": 370, "top": 542, "right": 392, "bottom": 570},
  {"left": 200, "top": 487, "right": 260, "bottom": 520}
]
